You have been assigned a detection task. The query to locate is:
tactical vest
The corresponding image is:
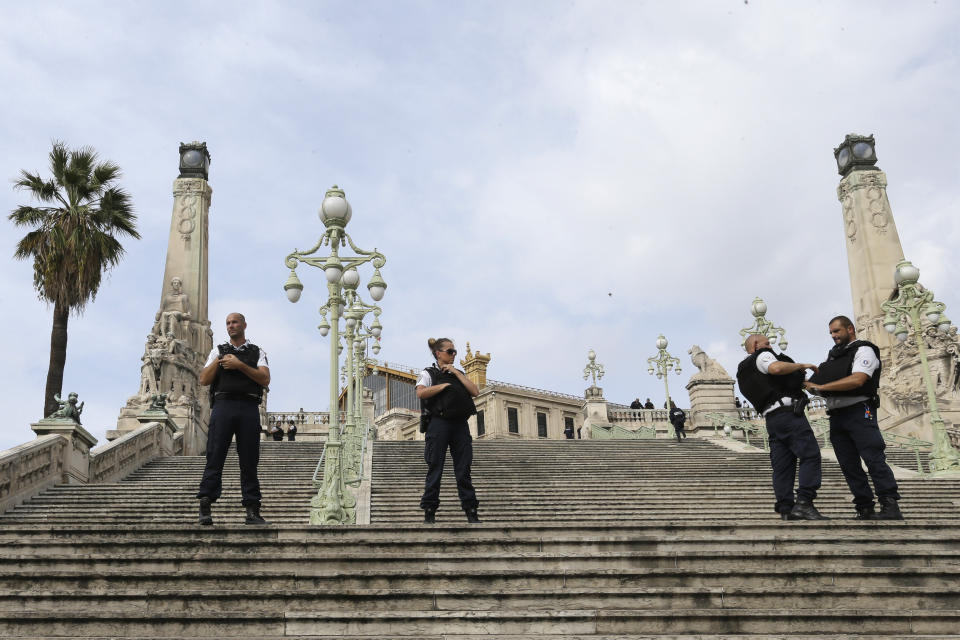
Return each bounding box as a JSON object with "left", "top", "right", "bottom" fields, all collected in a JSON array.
[
  {"left": 809, "top": 339, "right": 881, "bottom": 399},
  {"left": 736, "top": 348, "right": 806, "bottom": 414},
  {"left": 420, "top": 365, "right": 477, "bottom": 421},
  {"left": 211, "top": 342, "right": 264, "bottom": 403}
]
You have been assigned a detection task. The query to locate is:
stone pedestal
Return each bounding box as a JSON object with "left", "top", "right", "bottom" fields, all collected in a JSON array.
[
  {"left": 686, "top": 379, "right": 736, "bottom": 429},
  {"left": 31, "top": 419, "right": 98, "bottom": 484},
  {"left": 135, "top": 412, "right": 180, "bottom": 456},
  {"left": 581, "top": 386, "right": 607, "bottom": 440},
  {"left": 362, "top": 388, "right": 376, "bottom": 427}
]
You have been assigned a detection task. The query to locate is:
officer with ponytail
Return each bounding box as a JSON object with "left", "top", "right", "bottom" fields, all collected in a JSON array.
[
  {"left": 806, "top": 315, "right": 902, "bottom": 520},
  {"left": 736, "top": 334, "right": 827, "bottom": 520},
  {"left": 416, "top": 337, "right": 481, "bottom": 524}
]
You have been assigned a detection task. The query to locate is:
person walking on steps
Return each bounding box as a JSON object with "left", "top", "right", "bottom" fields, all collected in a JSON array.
[
  {"left": 417, "top": 337, "right": 481, "bottom": 524},
  {"left": 286, "top": 420, "right": 297, "bottom": 441},
  {"left": 196, "top": 312, "right": 270, "bottom": 526},
  {"left": 736, "top": 334, "right": 827, "bottom": 521},
  {"left": 269, "top": 421, "right": 284, "bottom": 441},
  {"left": 806, "top": 315, "right": 903, "bottom": 520},
  {"left": 669, "top": 401, "right": 687, "bottom": 441}
]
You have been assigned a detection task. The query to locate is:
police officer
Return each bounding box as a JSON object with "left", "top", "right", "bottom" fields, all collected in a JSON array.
[
  {"left": 196, "top": 312, "right": 270, "bottom": 526},
  {"left": 736, "top": 334, "right": 827, "bottom": 520},
  {"left": 806, "top": 315, "right": 902, "bottom": 520},
  {"left": 416, "top": 337, "right": 480, "bottom": 524},
  {"left": 669, "top": 402, "right": 687, "bottom": 442}
]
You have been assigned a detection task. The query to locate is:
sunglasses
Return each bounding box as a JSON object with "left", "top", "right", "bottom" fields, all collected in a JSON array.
[{"left": 440, "top": 348, "right": 457, "bottom": 356}]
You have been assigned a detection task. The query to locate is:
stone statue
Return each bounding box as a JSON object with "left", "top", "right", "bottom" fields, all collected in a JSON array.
[
  {"left": 48, "top": 392, "right": 84, "bottom": 424},
  {"left": 688, "top": 345, "right": 732, "bottom": 381},
  {"left": 155, "top": 276, "right": 191, "bottom": 339}
]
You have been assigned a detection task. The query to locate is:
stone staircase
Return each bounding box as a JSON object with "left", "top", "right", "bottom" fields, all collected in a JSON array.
[{"left": 1, "top": 438, "right": 959, "bottom": 638}]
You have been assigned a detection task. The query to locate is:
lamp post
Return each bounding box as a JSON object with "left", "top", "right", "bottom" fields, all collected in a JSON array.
[
  {"left": 881, "top": 259, "right": 960, "bottom": 472},
  {"left": 739, "top": 297, "right": 788, "bottom": 350},
  {"left": 283, "top": 185, "right": 387, "bottom": 524},
  {"left": 647, "top": 334, "right": 681, "bottom": 411},
  {"left": 582, "top": 349, "right": 605, "bottom": 387}
]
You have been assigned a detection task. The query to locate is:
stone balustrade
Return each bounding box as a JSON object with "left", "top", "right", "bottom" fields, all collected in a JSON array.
[
  {"left": 0, "top": 435, "right": 68, "bottom": 514},
  {"left": 89, "top": 421, "right": 178, "bottom": 484},
  {"left": 0, "top": 418, "right": 179, "bottom": 515},
  {"left": 607, "top": 408, "right": 673, "bottom": 424}
]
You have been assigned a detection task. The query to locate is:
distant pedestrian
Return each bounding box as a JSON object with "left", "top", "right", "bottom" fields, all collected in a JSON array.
[
  {"left": 287, "top": 420, "right": 297, "bottom": 441},
  {"left": 669, "top": 402, "right": 687, "bottom": 442},
  {"left": 564, "top": 421, "right": 575, "bottom": 439},
  {"left": 630, "top": 398, "right": 642, "bottom": 409},
  {"left": 644, "top": 398, "right": 654, "bottom": 409},
  {"left": 269, "top": 421, "right": 284, "bottom": 441},
  {"left": 735, "top": 397, "right": 742, "bottom": 408}
]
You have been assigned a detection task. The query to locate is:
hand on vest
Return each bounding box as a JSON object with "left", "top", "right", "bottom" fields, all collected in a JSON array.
[{"left": 220, "top": 354, "right": 244, "bottom": 370}]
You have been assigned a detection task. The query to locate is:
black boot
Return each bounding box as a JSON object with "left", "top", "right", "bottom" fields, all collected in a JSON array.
[
  {"left": 244, "top": 504, "right": 269, "bottom": 525},
  {"left": 787, "top": 500, "right": 829, "bottom": 520},
  {"left": 875, "top": 496, "right": 904, "bottom": 520},
  {"left": 465, "top": 508, "right": 481, "bottom": 523},
  {"left": 198, "top": 497, "right": 213, "bottom": 526},
  {"left": 854, "top": 504, "right": 876, "bottom": 520},
  {"left": 424, "top": 508, "right": 436, "bottom": 524}
]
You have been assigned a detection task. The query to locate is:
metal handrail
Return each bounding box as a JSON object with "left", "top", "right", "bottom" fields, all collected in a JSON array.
[
  {"left": 810, "top": 416, "right": 931, "bottom": 475},
  {"left": 702, "top": 411, "right": 769, "bottom": 451},
  {"left": 346, "top": 417, "right": 373, "bottom": 487}
]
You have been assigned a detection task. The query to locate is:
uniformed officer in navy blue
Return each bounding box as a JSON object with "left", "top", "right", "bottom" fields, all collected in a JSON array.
[
  {"left": 806, "top": 315, "right": 902, "bottom": 520},
  {"left": 416, "top": 337, "right": 480, "bottom": 524},
  {"left": 737, "top": 334, "right": 827, "bottom": 520},
  {"left": 196, "top": 312, "right": 271, "bottom": 525}
]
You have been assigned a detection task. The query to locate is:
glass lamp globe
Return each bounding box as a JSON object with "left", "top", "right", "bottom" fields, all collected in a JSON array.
[
  {"left": 893, "top": 260, "right": 920, "bottom": 286},
  {"left": 896, "top": 330, "right": 908, "bottom": 342},
  {"left": 324, "top": 258, "right": 343, "bottom": 283},
  {"left": 883, "top": 314, "right": 898, "bottom": 333},
  {"left": 372, "top": 343, "right": 381, "bottom": 354},
  {"left": 320, "top": 186, "right": 352, "bottom": 225},
  {"left": 367, "top": 269, "right": 387, "bottom": 301},
  {"left": 938, "top": 315, "right": 952, "bottom": 333},
  {"left": 284, "top": 271, "right": 303, "bottom": 303},
  {"left": 655, "top": 335, "right": 668, "bottom": 350},
  {"left": 370, "top": 320, "right": 382, "bottom": 338},
  {"left": 341, "top": 268, "right": 360, "bottom": 289},
  {"left": 751, "top": 297, "right": 767, "bottom": 318},
  {"left": 723, "top": 425, "right": 732, "bottom": 436}
]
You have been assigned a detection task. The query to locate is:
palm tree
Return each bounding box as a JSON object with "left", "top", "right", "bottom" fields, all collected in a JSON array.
[{"left": 10, "top": 142, "right": 140, "bottom": 418}]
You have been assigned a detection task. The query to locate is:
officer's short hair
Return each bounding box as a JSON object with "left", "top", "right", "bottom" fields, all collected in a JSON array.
[{"left": 829, "top": 315, "right": 854, "bottom": 329}]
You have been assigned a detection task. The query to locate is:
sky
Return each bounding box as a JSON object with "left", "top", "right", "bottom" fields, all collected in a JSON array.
[{"left": 1, "top": 1, "right": 959, "bottom": 451}]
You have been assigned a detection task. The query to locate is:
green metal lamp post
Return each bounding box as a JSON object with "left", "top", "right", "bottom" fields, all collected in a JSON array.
[
  {"left": 739, "top": 297, "right": 788, "bottom": 350},
  {"left": 583, "top": 349, "right": 605, "bottom": 387},
  {"left": 881, "top": 259, "right": 960, "bottom": 472},
  {"left": 647, "top": 335, "right": 681, "bottom": 411},
  {"left": 283, "top": 185, "right": 387, "bottom": 524}
]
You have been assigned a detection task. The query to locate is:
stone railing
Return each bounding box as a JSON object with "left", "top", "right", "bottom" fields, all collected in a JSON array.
[
  {"left": 266, "top": 411, "right": 345, "bottom": 426},
  {"left": 0, "top": 435, "right": 68, "bottom": 514},
  {"left": 607, "top": 408, "right": 673, "bottom": 424},
  {"left": 89, "top": 421, "right": 177, "bottom": 484}
]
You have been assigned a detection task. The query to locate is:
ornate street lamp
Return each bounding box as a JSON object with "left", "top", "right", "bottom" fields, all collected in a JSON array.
[
  {"left": 833, "top": 134, "right": 879, "bottom": 178},
  {"left": 739, "top": 297, "right": 788, "bottom": 350},
  {"left": 881, "top": 259, "right": 960, "bottom": 472},
  {"left": 647, "top": 334, "right": 682, "bottom": 412},
  {"left": 283, "top": 185, "right": 387, "bottom": 524},
  {"left": 582, "top": 349, "right": 605, "bottom": 387}
]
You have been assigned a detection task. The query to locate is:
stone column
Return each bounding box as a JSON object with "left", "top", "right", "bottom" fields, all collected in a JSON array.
[{"left": 114, "top": 142, "right": 214, "bottom": 455}]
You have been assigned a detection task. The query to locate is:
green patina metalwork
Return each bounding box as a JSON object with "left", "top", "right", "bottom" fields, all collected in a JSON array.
[
  {"left": 646, "top": 335, "right": 681, "bottom": 437},
  {"left": 703, "top": 412, "right": 769, "bottom": 451},
  {"left": 881, "top": 259, "right": 960, "bottom": 473},
  {"left": 591, "top": 423, "right": 657, "bottom": 440},
  {"left": 284, "top": 185, "right": 387, "bottom": 525},
  {"left": 739, "top": 297, "right": 788, "bottom": 350}
]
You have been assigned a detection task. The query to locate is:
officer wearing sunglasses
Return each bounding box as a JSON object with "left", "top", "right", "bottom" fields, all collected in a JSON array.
[{"left": 416, "top": 337, "right": 481, "bottom": 523}]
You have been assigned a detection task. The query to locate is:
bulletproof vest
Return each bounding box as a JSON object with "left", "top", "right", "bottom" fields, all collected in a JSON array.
[
  {"left": 420, "top": 365, "right": 477, "bottom": 421},
  {"left": 809, "top": 339, "right": 881, "bottom": 399},
  {"left": 736, "top": 348, "right": 806, "bottom": 414},
  {"left": 211, "top": 342, "right": 263, "bottom": 402}
]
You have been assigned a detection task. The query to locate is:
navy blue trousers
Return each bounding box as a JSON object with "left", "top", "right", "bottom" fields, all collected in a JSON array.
[
  {"left": 420, "top": 416, "right": 479, "bottom": 511},
  {"left": 196, "top": 398, "right": 262, "bottom": 507},
  {"left": 765, "top": 409, "right": 822, "bottom": 514},
  {"left": 829, "top": 401, "right": 900, "bottom": 506}
]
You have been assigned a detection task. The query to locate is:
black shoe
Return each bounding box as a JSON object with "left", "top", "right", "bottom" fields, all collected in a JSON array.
[
  {"left": 244, "top": 505, "right": 269, "bottom": 525},
  {"left": 875, "top": 496, "right": 904, "bottom": 520},
  {"left": 465, "top": 508, "right": 481, "bottom": 523},
  {"left": 198, "top": 497, "right": 213, "bottom": 526},
  {"left": 424, "top": 508, "right": 436, "bottom": 524},
  {"left": 854, "top": 504, "right": 877, "bottom": 520},
  {"left": 787, "top": 500, "right": 829, "bottom": 520}
]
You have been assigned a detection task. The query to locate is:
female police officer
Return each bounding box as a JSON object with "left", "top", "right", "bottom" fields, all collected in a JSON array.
[{"left": 416, "top": 337, "right": 481, "bottom": 524}]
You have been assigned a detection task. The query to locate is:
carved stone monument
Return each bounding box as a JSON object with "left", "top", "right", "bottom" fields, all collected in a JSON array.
[
  {"left": 112, "top": 142, "right": 214, "bottom": 455},
  {"left": 32, "top": 392, "right": 98, "bottom": 484},
  {"left": 685, "top": 345, "right": 736, "bottom": 429},
  {"left": 834, "top": 134, "right": 960, "bottom": 439}
]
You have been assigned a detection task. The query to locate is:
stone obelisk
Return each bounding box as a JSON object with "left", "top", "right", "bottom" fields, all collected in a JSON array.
[
  {"left": 112, "top": 142, "right": 214, "bottom": 455},
  {"left": 834, "top": 134, "right": 960, "bottom": 439}
]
